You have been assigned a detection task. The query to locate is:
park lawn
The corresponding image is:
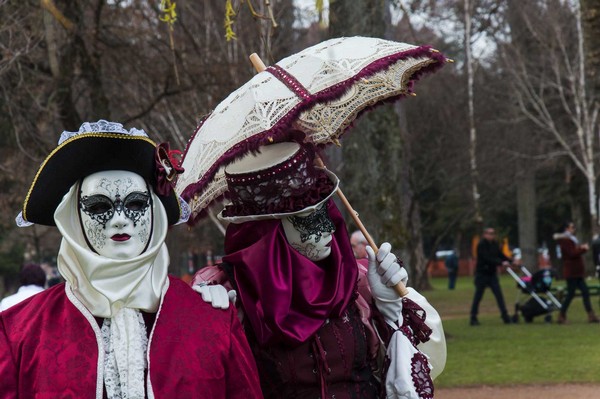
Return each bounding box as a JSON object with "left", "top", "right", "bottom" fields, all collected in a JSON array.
[{"left": 426, "top": 274, "right": 600, "bottom": 388}]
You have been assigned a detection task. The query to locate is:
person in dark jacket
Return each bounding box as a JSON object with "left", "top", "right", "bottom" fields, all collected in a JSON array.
[
  {"left": 469, "top": 228, "right": 512, "bottom": 325},
  {"left": 444, "top": 250, "right": 459, "bottom": 290},
  {"left": 554, "top": 222, "right": 600, "bottom": 324}
]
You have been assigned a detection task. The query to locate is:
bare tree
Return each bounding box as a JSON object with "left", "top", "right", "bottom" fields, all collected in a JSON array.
[
  {"left": 464, "top": 0, "right": 483, "bottom": 226},
  {"left": 500, "top": 0, "right": 599, "bottom": 231},
  {"left": 0, "top": 0, "right": 300, "bottom": 290}
]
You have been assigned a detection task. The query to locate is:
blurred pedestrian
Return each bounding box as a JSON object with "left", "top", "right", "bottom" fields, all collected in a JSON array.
[
  {"left": 0, "top": 264, "right": 46, "bottom": 311},
  {"left": 351, "top": 230, "right": 368, "bottom": 260},
  {"left": 444, "top": 250, "right": 459, "bottom": 290},
  {"left": 591, "top": 232, "right": 600, "bottom": 278},
  {"left": 554, "top": 222, "right": 599, "bottom": 324},
  {"left": 469, "top": 227, "right": 513, "bottom": 325}
]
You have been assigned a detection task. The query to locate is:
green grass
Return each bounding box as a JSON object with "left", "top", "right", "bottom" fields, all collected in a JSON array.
[{"left": 426, "top": 275, "right": 600, "bottom": 387}]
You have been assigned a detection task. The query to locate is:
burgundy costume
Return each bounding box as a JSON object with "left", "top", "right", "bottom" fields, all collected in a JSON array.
[
  {"left": 0, "top": 277, "right": 262, "bottom": 399},
  {"left": 195, "top": 201, "right": 390, "bottom": 399}
]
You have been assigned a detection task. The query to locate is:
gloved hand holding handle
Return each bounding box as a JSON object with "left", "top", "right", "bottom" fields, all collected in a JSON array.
[{"left": 366, "top": 242, "right": 408, "bottom": 322}]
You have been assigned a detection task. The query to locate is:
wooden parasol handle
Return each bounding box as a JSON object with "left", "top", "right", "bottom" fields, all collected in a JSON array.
[
  {"left": 248, "top": 53, "right": 408, "bottom": 298},
  {"left": 313, "top": 158, "right": 409, "bottom": 297},
  {"left": 249, "top": 53, "right": 267, "bottom": 73}
]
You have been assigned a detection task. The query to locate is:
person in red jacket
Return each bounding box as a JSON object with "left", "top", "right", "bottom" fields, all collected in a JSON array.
[
  {"left": 0, "top": 120, "right": 262, "bottom": 399},
  {"left": 554, "top": 221, "right": 600, "bottom": 324}
]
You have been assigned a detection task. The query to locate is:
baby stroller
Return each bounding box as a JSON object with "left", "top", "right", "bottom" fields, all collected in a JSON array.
[{"left": 506, "top": 266, "right": 562, "bottom": 323}]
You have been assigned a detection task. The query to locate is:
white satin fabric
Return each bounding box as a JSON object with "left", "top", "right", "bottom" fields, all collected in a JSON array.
[
  {"left": 54, "top": 183, "right": 170, "bottom": 318},
  {"left": 385, "top": 325, "right": 425, "bottom": 399}
]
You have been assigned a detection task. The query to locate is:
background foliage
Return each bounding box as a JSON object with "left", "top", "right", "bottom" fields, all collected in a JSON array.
[{"left": 1, "top": 0, "right": 599, "bottom": 295}]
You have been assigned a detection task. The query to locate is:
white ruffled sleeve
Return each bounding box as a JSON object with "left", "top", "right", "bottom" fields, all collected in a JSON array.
[{"left": 405, "top": 287, "right": 446, "bottom": 380}]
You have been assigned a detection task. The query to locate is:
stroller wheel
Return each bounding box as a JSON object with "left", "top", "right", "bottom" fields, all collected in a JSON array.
[
  {"left": 524, "top": 316, "right": 533, "bottom": 323},
  {"left": 511, "top": 314, "right": 519, "bottom": 324},
  {"left": 544, "top": 314, "right": 552, "bottom": 323}
]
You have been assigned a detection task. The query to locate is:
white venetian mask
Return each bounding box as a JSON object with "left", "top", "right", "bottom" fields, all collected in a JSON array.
[
  {"left": 281, "top": 203, "right": 336, "bottom": 261},
  {"left": 78, "top": 170, "right": 152, "bottom": 259}
]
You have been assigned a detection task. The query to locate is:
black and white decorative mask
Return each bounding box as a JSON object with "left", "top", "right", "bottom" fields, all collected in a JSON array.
[
  {"left": 79, "top": 170, "right": 152, "bottom": 259},
  {"left": 281, "top": 203, "right": 335, "bottom": 261}
]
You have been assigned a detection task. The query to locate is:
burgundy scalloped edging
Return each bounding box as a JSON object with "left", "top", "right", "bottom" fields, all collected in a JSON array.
[{"left": 181, "top": 45, "right": 447, "bottom": 226}]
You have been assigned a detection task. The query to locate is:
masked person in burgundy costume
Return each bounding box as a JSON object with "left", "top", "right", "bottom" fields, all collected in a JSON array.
[
  {"left": 0, "top": 121, "right": 262, "bottom": 399},
  {"left": 193, "top": 142, "right": 446, "bottom": 399}
]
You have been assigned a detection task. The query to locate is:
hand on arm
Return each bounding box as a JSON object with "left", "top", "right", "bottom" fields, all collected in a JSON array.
[
  {"left": 581, "top": 243, "right": 590, "bottom": 251},
  {"left": 193, "top": 283, "right": 237, "bottom": 310}
]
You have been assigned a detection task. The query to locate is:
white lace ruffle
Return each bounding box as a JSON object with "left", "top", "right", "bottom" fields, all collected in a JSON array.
[
  {"left": 15, "top": 212, "right": 34, "bottom": 227},
  {"left": 59, "top": 120, "right": 148, "bottom": 145},
  {"left": 175, "top": 196, "right": 192, "bottom": 225},
  {"left": 101, "top": 308, "right": 148, "bottom": 399}
]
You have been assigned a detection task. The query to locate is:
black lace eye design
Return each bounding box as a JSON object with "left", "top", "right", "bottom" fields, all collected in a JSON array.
[
  {"left": 122, "top": 192, "right": 151, "bottom": 226},
  {"left": 80, "top": 191, "right": 151, "bottom": 228},
  {"left": 288, "top": 204, "right": 335, "bottom": 243},
  {"left": 80, "top": 195, "right": 115, "bottom": 228}
]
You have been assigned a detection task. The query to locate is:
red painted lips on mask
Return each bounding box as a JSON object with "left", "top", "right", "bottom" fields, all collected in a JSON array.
[{"left": 111, "top": 234, "right": 131, "bottom": 242}]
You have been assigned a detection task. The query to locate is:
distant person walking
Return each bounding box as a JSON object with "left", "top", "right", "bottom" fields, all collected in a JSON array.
[
  {"left": 554, "top": 222, "right": 599, "bottom": 324},
  {"left": 0, "top": 264, "right": 46, "bottom": 311},
  {"left": 445, "top": 250, "right": 459, "bottom": 290},
  {"left": 469, "top": 228, "right": 512, "bottom": 325}
]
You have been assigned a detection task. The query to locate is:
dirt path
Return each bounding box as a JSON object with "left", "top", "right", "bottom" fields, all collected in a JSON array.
[{"left": 435, "top": 383, "right": 600, "bottom": 399}]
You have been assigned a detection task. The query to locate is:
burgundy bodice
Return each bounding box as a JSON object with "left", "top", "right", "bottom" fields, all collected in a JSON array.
[{"left": 247, "top": 303, "right": 382, "bottom": 399}]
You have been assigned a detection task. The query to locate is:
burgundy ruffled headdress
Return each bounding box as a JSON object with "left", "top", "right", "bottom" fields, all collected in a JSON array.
[{"left": 219, "top": 142, "right": 338, "bottom": 223}]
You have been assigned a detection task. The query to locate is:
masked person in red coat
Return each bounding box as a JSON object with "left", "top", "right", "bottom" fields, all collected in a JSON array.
[
  {"left": 0, "top": 120, "right": 262, "bottom": 399},
  {"left": 192, "top": 142, "right": 446, "bottom": 399}
]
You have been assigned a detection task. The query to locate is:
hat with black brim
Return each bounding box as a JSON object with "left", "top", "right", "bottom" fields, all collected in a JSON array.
[{"left": 19, "top": 121, "right": 186, "bottom": 227}]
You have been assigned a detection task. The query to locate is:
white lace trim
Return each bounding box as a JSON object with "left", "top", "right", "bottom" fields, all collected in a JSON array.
[
  {"left": 101, "top": 309, "right": 148, "bottom": 399},
  {"left": 176, "top": 196, "right": 192, "bottom": 225},
  {"left": 58, "top": 120, "right": 148, "bottom": 145},
  {"left": 15, "top": 212, "right": 34, "bottom": 227}
]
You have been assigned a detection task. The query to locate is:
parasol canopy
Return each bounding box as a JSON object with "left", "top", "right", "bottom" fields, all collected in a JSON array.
[{"left": 177, "top": 36, "right": 447, "bottom": 223}]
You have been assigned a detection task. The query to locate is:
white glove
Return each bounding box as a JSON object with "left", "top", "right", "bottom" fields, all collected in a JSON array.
[
  {"left": 366, "top": 242, "right": 408, "bottom": 322},
  {"left": 193, "top": 283, "right": 237, "bottom": 310}
]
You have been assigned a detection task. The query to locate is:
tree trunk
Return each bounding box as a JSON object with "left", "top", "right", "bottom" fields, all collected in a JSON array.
[
  {"left": 580, "top": 0, "right": 600, "bottom": 103},
  {"left": 464, "top": 0, "right": 482, "bottom": 226},
  {"left": 395, "top": 101, "right": 431, "bottom": 290},
  {"left": 517, "top": 167, "right": 537, "bottom": 269}
]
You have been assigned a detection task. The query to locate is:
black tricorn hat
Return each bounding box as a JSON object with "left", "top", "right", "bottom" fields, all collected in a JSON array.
[{"left": 19, "top": 121, "right": 186, "bottom": 227}]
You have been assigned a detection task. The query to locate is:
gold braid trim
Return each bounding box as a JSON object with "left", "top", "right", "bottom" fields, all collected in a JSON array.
[{"left": 22, "top": 133, "right": 157, "bottom": 221}]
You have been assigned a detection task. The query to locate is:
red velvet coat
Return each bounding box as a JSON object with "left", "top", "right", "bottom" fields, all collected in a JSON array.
[{"left": 0, "top": 276, "right": 262, "bottom": 399}]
